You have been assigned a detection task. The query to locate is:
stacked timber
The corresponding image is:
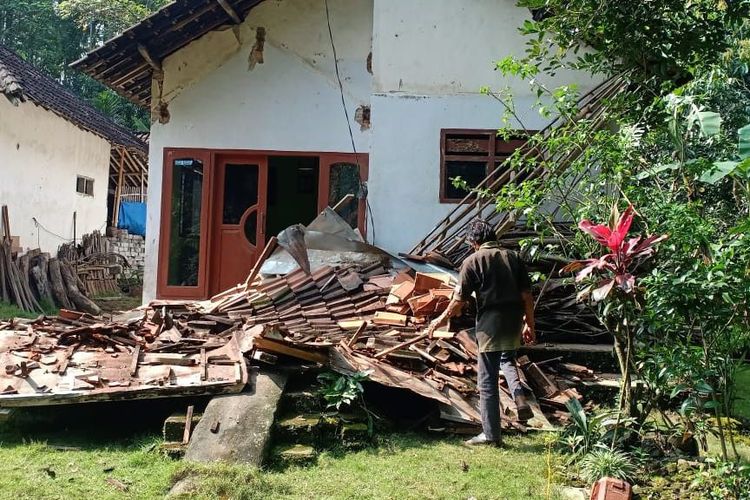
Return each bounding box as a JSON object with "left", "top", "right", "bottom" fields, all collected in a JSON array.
[
  {"left": 58, "top": 230, "right": 124, "bottom": 297},
  {"left": 0, "top": 206, "right": 101, "bottom": 315}
]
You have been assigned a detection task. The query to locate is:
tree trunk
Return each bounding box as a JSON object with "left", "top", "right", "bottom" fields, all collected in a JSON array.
[
  {"left": 59, "top": 260, "right": 101, "bottom": 315},
  {"left": 15, "top": 252, "right": 41, "bottom": 312},
  {"left": 48, "top": 257, "right": 73, "bottom": 310},
  {"left": 613, "top": 334, "right": 633, "bottom": 417},
  {"left": 1, "top": 241, "right": 29, "bottom": 311},
  {"left": 0, "top": 242, "right": 7, "bottom": 303},
  {"left": 30, "top": 253, "right": 53, "bottom": 305}
]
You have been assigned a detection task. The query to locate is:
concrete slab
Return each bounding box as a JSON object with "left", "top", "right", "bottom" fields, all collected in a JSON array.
[{"left": 183, "top": 369, "right": 287, "bottom": 466}]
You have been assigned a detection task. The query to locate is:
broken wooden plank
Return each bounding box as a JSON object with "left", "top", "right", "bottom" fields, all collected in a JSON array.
[
  {"left": 372, "top": 311, "right": 408, "bottom": 326},
  {"left": 253, "top": 337, "right": 328, "bottom": 364},
  {"left": 183, "top": 405, "right": 195, "bottom": 444},
  {"left": 129, "top": 344, "right": 141, "bottom": 377},
  {"left": 374, "top": 332, "right": 428, "bottom": 359},
  {"left": 346, "top": 321, "right": 368, "bottom": 348},
  {"left": 523, "top": 363, "right": 559, "bottom": 398}
]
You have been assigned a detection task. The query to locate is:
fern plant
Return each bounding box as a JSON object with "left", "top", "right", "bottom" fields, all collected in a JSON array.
[{"left": 579, "top": 446, "right": 637, "bottom": 485}]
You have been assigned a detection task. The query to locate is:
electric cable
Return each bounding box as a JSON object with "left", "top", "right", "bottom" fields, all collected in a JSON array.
[{"left": 324, "top": 0, "right": 376, "bottom": 244}]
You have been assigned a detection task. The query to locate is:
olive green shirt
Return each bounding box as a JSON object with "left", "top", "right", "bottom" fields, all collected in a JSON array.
[{"left": 455, "top": 242, "right": 531, "bottom": 353}]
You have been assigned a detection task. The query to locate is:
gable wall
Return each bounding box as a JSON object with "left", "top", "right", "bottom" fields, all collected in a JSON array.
[
  {"left": 144, "top": 0, "right": 374, "bottom": 300},
  {"left": 142, "top": 0, "right": 598, "bottom": 301},
  {"left": 0, "top": 96, "right": 111, "bottom": 255}
]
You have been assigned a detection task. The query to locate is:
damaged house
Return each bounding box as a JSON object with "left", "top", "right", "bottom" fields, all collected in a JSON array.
[
  {"left": 72, "top": 0, "right": 597, "bottom": 302},
  {"left": 0, "top": 45, "right": 148, "bottom": 255}
]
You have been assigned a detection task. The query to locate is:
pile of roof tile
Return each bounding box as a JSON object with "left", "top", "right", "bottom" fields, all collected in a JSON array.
[
  {"left": 221, "top": 264, "right": 592, "bottom": 430},
  {"left": 0, "top": 305, "right": 247, "bottom": 406},
  {"left": 0, "top": 199, "right": 616, "bottom": 432}
]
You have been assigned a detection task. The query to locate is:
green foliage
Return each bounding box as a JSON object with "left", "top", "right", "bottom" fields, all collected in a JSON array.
[
  {"left": 317, "top": 371, "right": 369, "bottom": 411},
  {"left": 58, "top": 0, "right": 167, "bottom": 47},
  {"left": 692, "top": 460, "right": 750, "bottom": 500},
  {"left": 513, "top": 0, "right": 749, "bottom": 84},
  {"left": 489, "top": 0, "right": 750, "bottom": 463},
  {"left": 579, "top": 446, "right": 637, "bottom": 485},
  {"left": 559, "top": 399, "right": 633, "bottom": 459}
]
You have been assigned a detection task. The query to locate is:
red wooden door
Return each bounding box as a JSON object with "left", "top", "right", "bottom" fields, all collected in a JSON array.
[
  {"left": 318, "top": 154, "right": 369, "bottom": 236},
  {"left": 210, "top": 155, "right": 268, "bottom": 294}
]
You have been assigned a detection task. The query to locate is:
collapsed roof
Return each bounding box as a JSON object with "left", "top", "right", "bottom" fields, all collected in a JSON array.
[
  {"left": 71, "top": 0, "right": 267, "bottom": 108},
  {"left": 0, "top": 44, "right": 147, "bottom": 153}
]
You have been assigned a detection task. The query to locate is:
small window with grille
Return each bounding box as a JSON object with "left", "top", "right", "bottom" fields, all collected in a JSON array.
[{"left": 76, "top": 176, "right": 94, "bottom": 196}]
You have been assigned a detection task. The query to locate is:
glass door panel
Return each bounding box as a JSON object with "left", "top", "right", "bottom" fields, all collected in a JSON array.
[{"left": 167, "top": 158, "right": 204, "bottom": 287}]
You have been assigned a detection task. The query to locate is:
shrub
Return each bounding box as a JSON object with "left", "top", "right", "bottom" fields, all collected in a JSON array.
[{"left": 579, "top": 447, "right": 637, "bottom": 485}]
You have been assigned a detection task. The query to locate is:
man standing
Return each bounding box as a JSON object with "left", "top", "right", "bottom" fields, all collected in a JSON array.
[{"left": 428, "top": 219, "right": 536, "bottom": 446}]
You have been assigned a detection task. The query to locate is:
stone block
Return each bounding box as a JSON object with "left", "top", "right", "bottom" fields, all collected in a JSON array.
[
  {"left": 183, "top": 370, "right": 287, "bottom": 466},
  {"left": 272, "top": 444, "right": 317, "bottom": 466},
  {"left": 163, "top": 412, "right": 203, "bottom": 442}
]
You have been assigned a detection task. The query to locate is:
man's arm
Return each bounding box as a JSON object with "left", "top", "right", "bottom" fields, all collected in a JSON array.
[
  {"left": 426, "top": 295, "right": 466, "bottom": 338},
  {"left": 521, "top": 290, "right": 536, "bottom": 345}
]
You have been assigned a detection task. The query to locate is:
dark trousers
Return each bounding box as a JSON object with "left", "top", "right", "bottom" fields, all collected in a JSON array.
[{"left": 477, "top": 350, "right": 523, "bottom": 442}]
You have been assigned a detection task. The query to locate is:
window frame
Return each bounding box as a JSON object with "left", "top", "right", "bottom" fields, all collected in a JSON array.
[
  {"left": 76, "top": 175, "right": 94, "bottom": 197},
  {"left": 439, "top": 129, "right": 531, "bottom": 204}
]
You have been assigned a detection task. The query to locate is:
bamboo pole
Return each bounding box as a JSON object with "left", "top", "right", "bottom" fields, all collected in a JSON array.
[
  {"left": 409, "top": 76, "right": 626, "bottom": 255},
  {"left": 112, "top": 146, "right": 126, "bottom": 227},
  {"left": 410, "top": 79, "right": 625, "bottom": 259}
]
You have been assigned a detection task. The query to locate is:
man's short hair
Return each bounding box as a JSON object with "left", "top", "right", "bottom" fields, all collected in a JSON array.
[{"left": 466, "top": 219, "right": 495, "bottom": 245}]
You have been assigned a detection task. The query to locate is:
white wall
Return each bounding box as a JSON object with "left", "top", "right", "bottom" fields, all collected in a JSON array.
[
  {"left": 368, "top": 93, "right": 547, "bottom": 252},
  {"left": 144, "top": 0, "right": 373, "bottom": 300},
  {"left": 367, "top": 0, "right": 598, "bottom": 252},
  {"left": 143, "top": 0, "right": 598, "bottom": 300},
  {"left": 0, "top": 97, "right": 111, "bottom": 254}
]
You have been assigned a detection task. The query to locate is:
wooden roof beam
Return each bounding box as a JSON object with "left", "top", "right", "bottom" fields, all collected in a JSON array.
[
  {"left": 137, "top": 44, "right": 162, "bottom": 73},
  {"left": 216, "top": 0, "right": 243, "bottom": 24}
]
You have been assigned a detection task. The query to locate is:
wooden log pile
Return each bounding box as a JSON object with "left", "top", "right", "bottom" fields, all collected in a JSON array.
[
  {"left": 0, "top": 206, "right": 101, "bottom": 315},
  {"left": 58, "top": 231, "right": 124, "bottom": 297}
]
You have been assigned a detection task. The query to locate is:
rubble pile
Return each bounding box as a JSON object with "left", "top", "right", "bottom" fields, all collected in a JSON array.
[
  {"left": 0, "top": 306, "right": 246, "bottom": 405},
  {"left": 0, "top": 208, "right": 612, "bottom": 432}
]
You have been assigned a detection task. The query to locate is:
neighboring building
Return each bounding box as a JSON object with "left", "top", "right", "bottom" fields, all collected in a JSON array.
[
  {"left": 73, "top": 0, "right": 596, "bottom": 301},
  {"left": 0, "top": 44, "right": 147, "bottom": 255}
]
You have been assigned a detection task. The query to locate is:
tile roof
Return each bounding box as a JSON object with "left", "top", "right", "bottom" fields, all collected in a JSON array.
[
  {"left": 0, "top": 44, "right": 147, "bottom": 153},
  {"left": 71, "top": 0, "right": 266, "bottom": 108}
]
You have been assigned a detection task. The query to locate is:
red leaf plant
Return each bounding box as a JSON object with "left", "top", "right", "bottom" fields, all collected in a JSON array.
[{"left": 563, "top": 205, "right": 668, "bottom": 302}]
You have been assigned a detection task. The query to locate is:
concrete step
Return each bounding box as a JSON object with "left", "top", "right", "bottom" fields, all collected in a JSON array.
[
  {"left": 272, "top": 444, "right": 317, "bottom": 466},
  {"left": 163, "top": 411, "right": 203, "bottom": 442},
  {"left": 160, "top": 441, "right": 187, "bottom": 459},
  {"left": 274, "top": 413, "right": 339, "bottom": 446},
  {"left": 340, "top": 421, "right": 371, "bottom": 450},
  {"left": 183, "top": 370, "right": 288, "bottom": 466},
  {"left": 0, "top": 408, "right": 14, "bottom": 424},
  {"left": 279, "top": 389, "right": 324, "bottom": 414}
]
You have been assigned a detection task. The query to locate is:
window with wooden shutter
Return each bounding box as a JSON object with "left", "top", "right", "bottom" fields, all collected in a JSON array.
[{"left": 439, "top": 129, "right": 531, "bottom": 203}]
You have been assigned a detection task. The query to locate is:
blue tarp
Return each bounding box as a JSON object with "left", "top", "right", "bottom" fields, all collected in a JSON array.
[{"left": 117, "top": 201, "right": 146, "bottom": 236}]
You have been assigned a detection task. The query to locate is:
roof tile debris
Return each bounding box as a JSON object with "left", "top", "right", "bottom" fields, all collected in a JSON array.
[
  {"left": 0, "top": 44, "right": 147, "bottom": 152},
  {"left": 0, "top": 209, "right": 611, "bottom": 429}
]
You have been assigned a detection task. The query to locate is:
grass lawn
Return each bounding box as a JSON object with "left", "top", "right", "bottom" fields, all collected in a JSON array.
[
  {"left": 174, "top": 433, "right": 557, "bottom": 500},
  {"left": 0, "top": 402, "right": 559, "bottom": 500},
  {"left": 0, "top": 301, "right": 48, "bottom": 320}
]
